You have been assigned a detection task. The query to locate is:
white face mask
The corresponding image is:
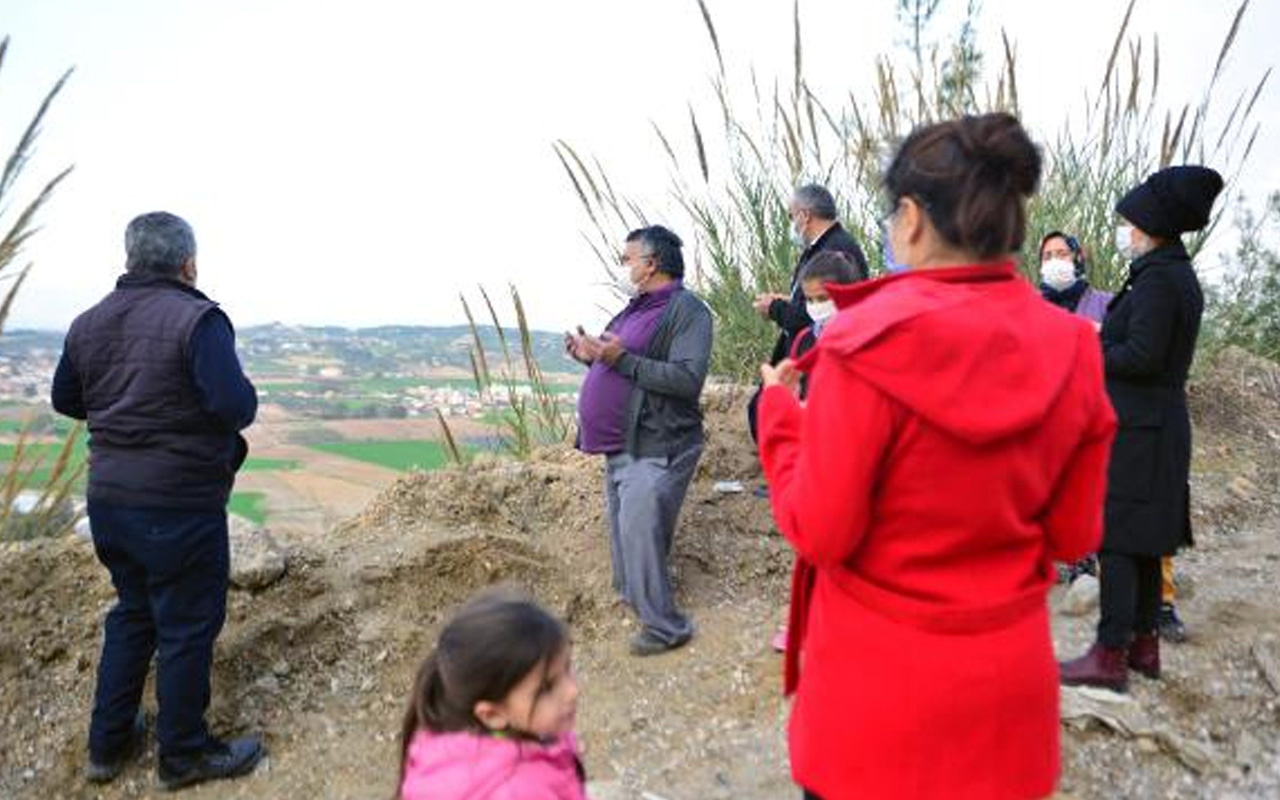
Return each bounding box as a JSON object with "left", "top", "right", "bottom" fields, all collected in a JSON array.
[
  {"left": 790, "top": 218, "right": 808, "bottom": 249},
  {"left": 1114, "top": 224, "right": 1153, "bottom": 261},
  {"left": 1041, "top": 258, "right": 1078, "bottom": 292},
  {"left": 608, "top": 267, "right": 642, "bottom": 298},
  {"left": 805, "top": 299, "right": 836, "bottom": 324}
]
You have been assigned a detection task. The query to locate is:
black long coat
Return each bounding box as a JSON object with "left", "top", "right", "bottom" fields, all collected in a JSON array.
[{"left": 1100, "top": 241, "right": 1202, "bottom": 556}]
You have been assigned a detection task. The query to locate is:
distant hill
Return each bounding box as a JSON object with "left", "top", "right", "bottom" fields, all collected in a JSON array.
[
  {"left": 1, "top": 324, "right": 583, "bottom": 380},
  {"left": 237, "top": 323, "right": 580, "bottom": 377},
  {"left": 0, "top": 330, "right": 64, "bottom": 352}
]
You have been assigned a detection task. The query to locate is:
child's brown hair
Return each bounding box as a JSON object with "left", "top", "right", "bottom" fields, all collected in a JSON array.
[{"left": 397, "top": 590, "right": 569, "bottom": 782}]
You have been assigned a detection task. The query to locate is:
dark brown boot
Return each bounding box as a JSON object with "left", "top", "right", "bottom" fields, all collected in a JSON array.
[
  {"left": 1128, "top": 633, "right": 1161, "bottom": 679},
  {"left": 1059, "top": 642, "right": 1129, "bottom": 692}
]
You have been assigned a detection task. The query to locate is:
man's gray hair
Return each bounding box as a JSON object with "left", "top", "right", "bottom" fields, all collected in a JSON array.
[
  {"left": 793, "top": 184, "right": 839, "bottom": 221},
  {"left": 124, "top": 212, "right": 196, "bottom": 277}
]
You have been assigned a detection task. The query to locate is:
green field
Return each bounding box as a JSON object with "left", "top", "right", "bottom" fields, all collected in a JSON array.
[
  {"left": 0, "top": 440, "right": 90, "bottom": 490},
  {"left": 0, "top": 415, "right": 79, "bottom": 435},
  {"left": 355, "top": 376, "right": 472, "bottom": 393},
  {"left": 256, "top": 381, "right": 340, "bottom": 395},
  {"left": 229, "top": 491, "right": 268, "bottom": 524},
  {"left": 2, "top": 465, "right": 86, "bottom": 490},
  {"left": 1, "top": 448, "right": 296, "bottom": 496},
  {"left": 308, "top": 440, "right": 450, "bottom": 471},
  {"left": 0, "top": 440, "right": 88, "bottom": 461},
  {"left": 257, "top": 376, "right": 580, "bottom": 397},
  {"left": 240, "top": 457, "right": 301, "bottom": 472}
]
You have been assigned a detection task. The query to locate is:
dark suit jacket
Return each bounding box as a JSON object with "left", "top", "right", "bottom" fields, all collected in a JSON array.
[{"left": 767, "top": 222, "right": 868, "bottom": 365}]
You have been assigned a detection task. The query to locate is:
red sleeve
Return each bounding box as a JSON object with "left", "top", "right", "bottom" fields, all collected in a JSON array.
[
  {"left": 757, "top": 352, "right": 899, "bottom": 567},
  {"left": 1043, "top": 328, "right": 1118, "bottom": 562}
]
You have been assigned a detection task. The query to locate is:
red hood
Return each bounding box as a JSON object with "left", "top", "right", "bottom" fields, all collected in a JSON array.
[{"left": 806, "top": 263, "right": 1083, "bottom": 445}]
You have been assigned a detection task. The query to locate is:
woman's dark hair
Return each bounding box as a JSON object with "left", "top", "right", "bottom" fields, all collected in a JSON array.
[
  {"left": 799, "top": 251, "right": 859, "bottom": 286},
  {"left": 883, "top": 112, "right": 1042, "bottom": 260},
  {"left": 397, "top": 590, "right": 569, "bottom": 782}
]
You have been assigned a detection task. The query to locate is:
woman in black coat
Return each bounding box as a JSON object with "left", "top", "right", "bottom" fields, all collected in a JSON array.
[{"left": 1060, "top": 165, "right": 1223, "bottom": 692}]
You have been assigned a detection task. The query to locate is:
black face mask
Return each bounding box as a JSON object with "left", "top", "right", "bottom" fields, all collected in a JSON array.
[{"left": 1041, "top": 277, "right": 1088, "bottom": 311}]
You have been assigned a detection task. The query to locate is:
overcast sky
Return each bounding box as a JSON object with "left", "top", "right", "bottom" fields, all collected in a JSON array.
[{"left": 0, "top": 0, "right": 1276, "bottom": 334}]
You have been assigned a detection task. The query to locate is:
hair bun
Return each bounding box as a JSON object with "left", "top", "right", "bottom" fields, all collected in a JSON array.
[
  {"left": 970, "top": 113, "right": 1041, "bottom": 196},
  {"left": 883, "top": 112, "right": 1042, "bottom": 259}
]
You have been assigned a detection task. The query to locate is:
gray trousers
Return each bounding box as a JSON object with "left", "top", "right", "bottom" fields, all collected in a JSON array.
[{"left": 603, "top": 443, "right": 702, "bottom": 643}]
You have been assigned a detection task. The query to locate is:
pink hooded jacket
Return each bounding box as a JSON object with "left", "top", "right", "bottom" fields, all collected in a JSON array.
[{"left": 399, "top": 730, "right": 587, "bottom": 800}]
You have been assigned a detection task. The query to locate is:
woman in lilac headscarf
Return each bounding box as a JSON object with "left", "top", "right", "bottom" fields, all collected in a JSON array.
[
  {"left": 1038, "top": 231, "right": 1113, "bottom": 325},
  {"left": 1039, "top": 230, "right": 1113, "bottom": 585}
]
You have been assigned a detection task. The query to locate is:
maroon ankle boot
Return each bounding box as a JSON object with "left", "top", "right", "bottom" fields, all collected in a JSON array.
[
  {"left": 1128, "top": 633, "right": 1161, "bottom": 679},
  {"left": 1059, "top": 642, "right": 1129, "bottom": 692}
]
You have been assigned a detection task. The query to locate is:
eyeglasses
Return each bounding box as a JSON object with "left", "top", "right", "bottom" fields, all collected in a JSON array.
[
  {"left": 617, "top": 251, "right": 655, "bottom": 266},
  {"left": 877, "top": 199, "right": 904, "bottom": 235}
]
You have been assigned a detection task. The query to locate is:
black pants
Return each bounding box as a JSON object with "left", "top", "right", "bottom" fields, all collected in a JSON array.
[
  {"left": 87, "top": 501, "right": 229, "bottom": 761},
  {"left": 1097, "top": 550, "right": 1161, "bottom": 648}
]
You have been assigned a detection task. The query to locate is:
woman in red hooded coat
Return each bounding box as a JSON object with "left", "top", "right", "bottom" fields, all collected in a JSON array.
[{"left": 757, "top": 113, "right": 1117, "bottom": 800}]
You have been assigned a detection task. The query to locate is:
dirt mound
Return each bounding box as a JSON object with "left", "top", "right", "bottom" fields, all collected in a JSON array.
[
  {"left": 2, "top": 373, "right": 1279, "bottom": 798},
  {"left": 0, "top": 536, "right": 114, "bottom": 792},
  {"left": 1190, "top": 346, "right": 1280, "bottom": 444},
  {"left": 1189, "top": 346, "right": 1280, "bottom": 529}
]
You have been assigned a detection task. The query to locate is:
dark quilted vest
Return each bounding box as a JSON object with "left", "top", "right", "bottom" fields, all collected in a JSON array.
[{"left": 64, "top": 274, "right": 244, "bottom": 509}]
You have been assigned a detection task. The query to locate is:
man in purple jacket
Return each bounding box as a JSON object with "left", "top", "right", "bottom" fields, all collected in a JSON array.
[
  {"left": 52, "top": 212, "right": 264, "bottom": 790},
  {"left": 566, "top": 226, "right": 713, "bottom": 657}
]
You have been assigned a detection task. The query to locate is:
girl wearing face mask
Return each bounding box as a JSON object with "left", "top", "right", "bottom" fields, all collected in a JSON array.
[
  {"left": 1060, "top": 165, "right": 1223, "bottom": 694},
  {"left": 791, "top": 251, "right": 859, "bottom": 365},
  {"left": 1038, "top": 231, "right": 1113, "bottom": 324},
  {"left": 766, "top": 250, "right": 860, "bottom": 654}
]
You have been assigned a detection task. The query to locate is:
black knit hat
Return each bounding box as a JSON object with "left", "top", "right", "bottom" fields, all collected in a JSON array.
[{"left": 1115, "top": 165, "right": 1224, "bottom": 237}]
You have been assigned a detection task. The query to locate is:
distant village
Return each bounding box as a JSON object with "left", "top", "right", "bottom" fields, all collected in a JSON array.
[
  {"left": 0, "top": 326, "right": 581, "bottom": 421},
  {"left": 0, "top": 336, "right": 57, "bottom": 406}
]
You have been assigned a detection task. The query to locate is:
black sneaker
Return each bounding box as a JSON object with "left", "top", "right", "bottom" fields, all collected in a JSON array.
[
  {"left": 86, "top": 710, "right": 147, "bottom": 784},
  {"left": 1055, "top": 563, "right": 1073, "bottom": 585},
  {"left": 157, "top": 735, "right": 264, "bottom": 792},
  {"left": 1059, "top": 554, "right": 1099, "bottom": 585},
  {"left": 629, "top": 629, "right": 692, "bottom": 657},
  {"left": 1157, "top": 603, "right": 1188, "bottom": 643}
]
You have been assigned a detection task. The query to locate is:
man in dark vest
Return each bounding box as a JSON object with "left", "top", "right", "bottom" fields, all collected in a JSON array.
[
  {"left": 52, "top": 211, "right": 264, "bottom": 790},
  {"left": 748, "top": 184, "right": 868, "bottom": 439}
]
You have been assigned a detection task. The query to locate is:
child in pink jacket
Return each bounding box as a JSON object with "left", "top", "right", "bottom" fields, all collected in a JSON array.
[{"left": 397, "top": 591, "right": 587, "bottom": 800}]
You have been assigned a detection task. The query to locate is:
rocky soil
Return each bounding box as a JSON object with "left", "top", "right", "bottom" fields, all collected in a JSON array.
[{"left": 2, "top": 349, "right": 1278, "bottom": 799}]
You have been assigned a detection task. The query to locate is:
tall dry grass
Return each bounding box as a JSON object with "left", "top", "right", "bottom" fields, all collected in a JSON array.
[
  {"left": 0, "top": 36, "right": 73, "bottom": 334},
  {"left": 0, "top": 35, "right": 81, "bottom": 541},
  {"left": 0, "top": 417, "right": 84, "bottom": 540},
  {"left": 439, "top": 285, "right": 574, "bottom": 462},
  {"left": 555, "top": 0, "right": 1268, "bottom": 381},
  {"left": 1030, "top": 0, "right": 1268, "bottom": 291}
]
